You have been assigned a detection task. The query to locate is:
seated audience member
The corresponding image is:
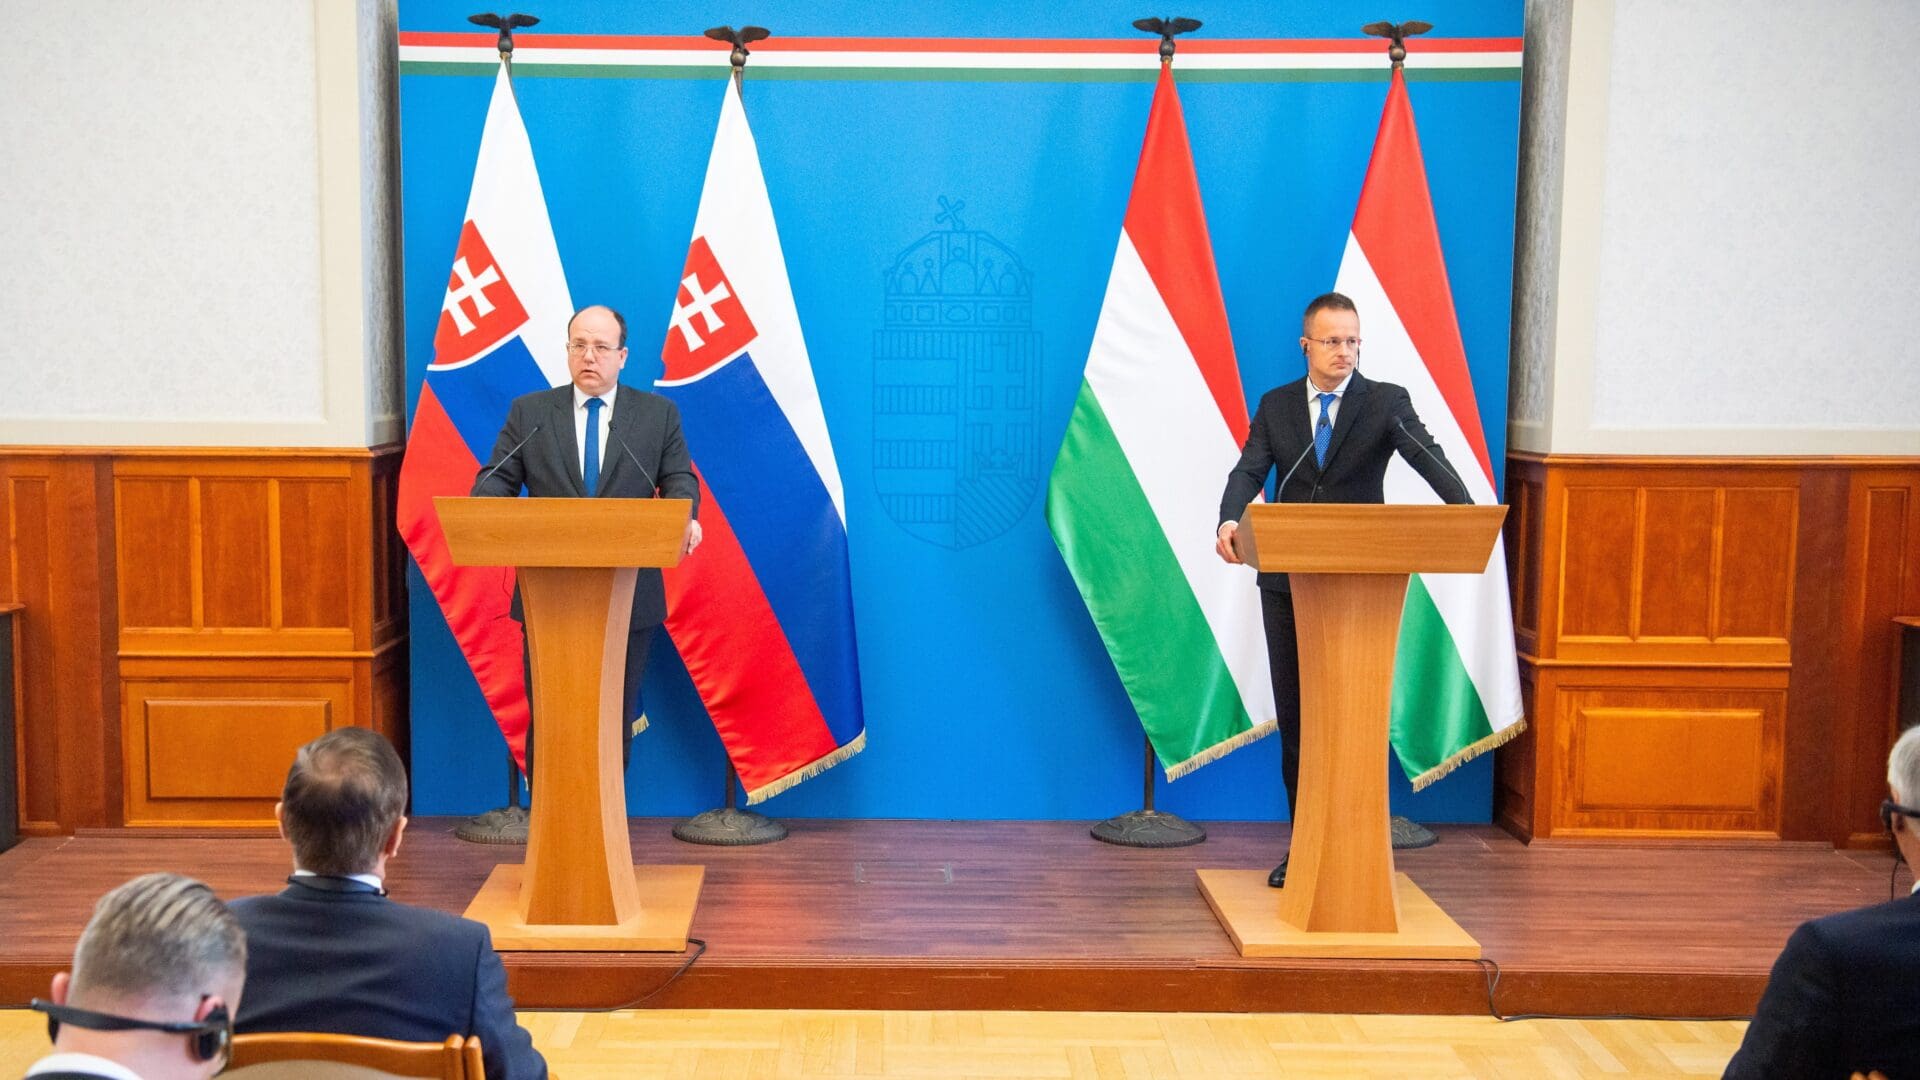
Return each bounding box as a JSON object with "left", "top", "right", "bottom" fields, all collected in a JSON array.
[
  {"left": 1723, "top": 725, "right": 1920, "bottom": 1078},
  {"left": 26, "top": 873, "right": 246, "bottom": 1080},
  {"left": 231, "top": 727, "right": 546, "bottom": 1080}
]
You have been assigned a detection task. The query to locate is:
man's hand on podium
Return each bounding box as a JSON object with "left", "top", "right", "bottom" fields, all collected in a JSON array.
[
  {"left": 683, "top": 518, "right": 704, "bottom": 557},
  {"left": 1214, "top": 521, "right": 1243, "bottom": 565}
]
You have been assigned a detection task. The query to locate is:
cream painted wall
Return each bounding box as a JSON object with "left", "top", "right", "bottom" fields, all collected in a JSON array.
[
  {"left": 0, "top": 0, "right": 402, "bottom": 448},
  {"left": 1511, "top": 0, "right": 1920, "bottom": 456}
]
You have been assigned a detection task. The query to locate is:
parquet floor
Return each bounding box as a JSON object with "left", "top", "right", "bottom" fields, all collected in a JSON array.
[{"left": 0, "top": 1007, "right": 1747, "bottom": 1078}]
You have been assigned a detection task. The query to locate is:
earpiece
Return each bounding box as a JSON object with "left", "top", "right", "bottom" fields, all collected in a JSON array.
[{"left": 32, "top": 998, "right": 231, "bottom": 1066}]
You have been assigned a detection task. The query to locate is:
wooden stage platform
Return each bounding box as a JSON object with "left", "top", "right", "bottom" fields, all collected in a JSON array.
[{"left": 0, "top": 818, "right": 1900, "bottom": 1017}]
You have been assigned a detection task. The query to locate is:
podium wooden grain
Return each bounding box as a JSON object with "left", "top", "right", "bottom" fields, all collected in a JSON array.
[
  {"left": 436, "top": 496, "right": 702, "bottom": 951},
  {"left": 1199, "top": 504, "right": 1506, "bottom": 959}
]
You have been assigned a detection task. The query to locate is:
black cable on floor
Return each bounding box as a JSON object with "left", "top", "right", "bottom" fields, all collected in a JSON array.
[
  {"left": 1472, "top": 956, "right": 1752, "bottom": 1024},
  {"left": 527, "top": 937, "right": 708, "bottom": 1013}
]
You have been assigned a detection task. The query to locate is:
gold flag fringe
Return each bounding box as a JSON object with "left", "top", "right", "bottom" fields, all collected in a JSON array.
[
  {"left": 1406, "top": 717, "right": 1527, "bottom": 792},
  {"left": 1163, "top": 719, "right": 1277, "bottom": 782},
  {"left": 743, "top": 729, "right": 868, "bottom": 805}
]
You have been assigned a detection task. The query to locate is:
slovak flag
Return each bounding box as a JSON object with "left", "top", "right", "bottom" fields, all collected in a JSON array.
[
  {"left": 655, "top": 78, "right": 866, "bottom": 803},
  {"left": 396, "top": 63, "right": 573, "bottom": 769}
]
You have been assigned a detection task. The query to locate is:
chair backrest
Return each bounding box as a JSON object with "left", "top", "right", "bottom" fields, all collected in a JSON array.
[{"left": 227, "top": 1031, "right": 482, "bottom": 1080}]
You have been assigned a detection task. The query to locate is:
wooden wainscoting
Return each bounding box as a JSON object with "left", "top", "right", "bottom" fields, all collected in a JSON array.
[
  {"left": 0, "top": 447, "right": 405, "bottom": 832},
  {"left": 1500, "top": 454, "right": 1920, "bottom": 846}
]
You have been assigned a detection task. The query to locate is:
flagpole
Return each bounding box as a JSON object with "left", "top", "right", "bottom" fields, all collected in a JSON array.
[
  {"left": 453, "top": 9, "right": 541, "bottom": 848},
  {"left": 1088, "top": 15, "right": 1210, "bottom": 851},
  {"left": 672, "top": 22, "right": 788, "bottom": 848},
  {"left": 1359, "top": 15, "right": 1443, "bottom": 855}
]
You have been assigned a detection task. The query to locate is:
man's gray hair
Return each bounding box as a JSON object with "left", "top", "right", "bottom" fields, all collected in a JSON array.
[
  {"left": 69, "top": 873, "right": 246, "bottom": 1003},
  {"left": 1889, "top": 726, "right": 1920, "bottom": 807}
]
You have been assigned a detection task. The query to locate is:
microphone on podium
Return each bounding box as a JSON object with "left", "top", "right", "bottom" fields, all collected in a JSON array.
[{"left": 475, "top": 424, "right": 541, "bottom": 492}]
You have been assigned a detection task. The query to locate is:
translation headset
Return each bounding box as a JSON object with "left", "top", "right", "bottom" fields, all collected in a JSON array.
[
  {"left": 30, "top": 998, "right": 231, "bottom": 1066},
  {"left": 1881, "top": 798, "right": 1920, "bottom": 856}
]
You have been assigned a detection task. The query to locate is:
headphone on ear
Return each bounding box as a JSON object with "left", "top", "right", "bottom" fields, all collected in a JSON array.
[
  {"left": 31, "top": 998, "right": 232, "bottom": 1066},
  {"left": 1881, "top": 798, "right": 1920, "bottom": 865}
]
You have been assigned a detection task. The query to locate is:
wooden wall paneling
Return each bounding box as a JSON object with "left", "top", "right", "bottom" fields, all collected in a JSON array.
[
  {"left": 0, "top": 455, "right": 119, "bottom": 834},
  {"left": 1503, "top": 459, "right": 1545, "bottom": 657},
  {"left": 1781, "top": 467, "right": 1850, "bottom": 842},
  {"left": 1836, "top": 469, "right": 1920, "bottom": 846},
  {"left": 1555, "top": 485, "right": 1638, "bottom": 644},
  {"left": 1496, "top": 663, "right": 1539, "bottom": 840},
  {"left": 120, "top": 657, "right": 356, "bottom": 826},
  {"left": 1634, "top": 486, "right": 1718, "bottom": 640},
  {"left": 1549, "top": 668, "right": 1787, "bottom": 836},
  {"left": 369, "top": 452, "right": 406, "bottom": 648},
  {"left": 115, "top": 457, "right": 359, "bottom": 656}
]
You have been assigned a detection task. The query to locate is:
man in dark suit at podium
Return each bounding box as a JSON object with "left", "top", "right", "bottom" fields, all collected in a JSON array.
[
  {"left": 1723, "top": 725, "right": 1920, "bottom": 1079},
  {"left": 471, "top": 304, "right": 701, "bottom": 773},
  {"left": 1214, "top": 292, "right": 1471, "bottom": 887},
  {"left": 231, "top": 728, "right": 547, "bottom": 1080}
]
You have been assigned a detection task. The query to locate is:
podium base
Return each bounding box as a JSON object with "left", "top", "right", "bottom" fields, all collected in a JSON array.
[
  {"left": 463, "top": 863, "right": 704, "bottom": 952},
  {"left": 1195, "top": 869, "right": 1479, "bottom": 959}
]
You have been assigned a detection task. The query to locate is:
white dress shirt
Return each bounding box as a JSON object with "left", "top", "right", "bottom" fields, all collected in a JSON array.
[
  {"left": 572, "top": 384, "right": 617, "bottom": 483},
  {"left": 1306, "top": 371, "right": 1354, "bottom": 433},
  {"left": 27, "top": 1052, "right": 145, "bottom": 1079},
  {"left": 293, "top": 868, "right": 384, "bottom": 891}
]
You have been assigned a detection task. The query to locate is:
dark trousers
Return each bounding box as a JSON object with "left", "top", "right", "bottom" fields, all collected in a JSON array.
[
  {"left": 522, "top": 624, "right": 653, "bottom": 784},
  {"left": 1261, "top": 586, "right": 1303, "bottom": 822}
]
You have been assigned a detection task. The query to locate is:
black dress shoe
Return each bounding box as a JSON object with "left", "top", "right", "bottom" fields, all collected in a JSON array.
[{"left": 1267, "top": 856, "right": 1289, "bottom": 888}]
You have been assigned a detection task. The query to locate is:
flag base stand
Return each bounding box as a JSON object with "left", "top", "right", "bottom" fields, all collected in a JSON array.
[
  {"left": 673, "top": 807, "right": 788, "bottom": 846},
  {"left": 456, "top": 805, "right": 530, "bottom": 845},
  {"left": 1391, "top": 816, "right": 1438, "bottom": 850},
  {"left": 1090, "top": 737, "right": 1207, "bottom": 848},
  {"left": 455, "top": 754, "right": 529, "bottom": 845},
  {"left": 673, "top": 763, "right": 788, "bottom": 846},
  {"left": 1091, "top": 809, "right": 1206, "bottom": 848}
]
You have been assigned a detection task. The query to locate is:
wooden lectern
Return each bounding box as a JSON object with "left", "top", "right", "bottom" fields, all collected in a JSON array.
[
  {"left": 1197, "top": 503, "right": 1506, "bottom": 959},
  {"left": 435, "top": 496, "right": 703, "bottom": 951}
]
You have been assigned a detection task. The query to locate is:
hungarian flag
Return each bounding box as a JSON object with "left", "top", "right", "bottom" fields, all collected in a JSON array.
[
  {"left": 1338, "top": 64, "right": 1526, "bottom": 787},
  {"left": 396, "top": 63, "right": 573, "bottom": 769},
  {"left": 1046, "top": 65, "right": 1276, "bottom": 779},
  {"left": 654, "top": 78, "right": 866, "bottom": 803}
]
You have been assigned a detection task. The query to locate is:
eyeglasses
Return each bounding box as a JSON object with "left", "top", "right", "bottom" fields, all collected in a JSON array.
[
  {"left": 1305, "top": 336, "right": 1362, "bottom": 351},
  {"left": 1881, "top": 798, "right": 1920, "bottom": 831},
  {"left": 565, "top": 341, "right": 621, "bottom": 358}
]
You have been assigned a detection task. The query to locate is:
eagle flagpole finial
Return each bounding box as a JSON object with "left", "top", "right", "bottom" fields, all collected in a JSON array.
[
  {"left": 705, "top": 24, "right": 773, "bottom": 87},
  {"left": 468, "top": 12, "right": 540, "bottom": 61},
  {"left": 1361, "top": 19, "right": 1433, "bottom": 68},
  {"left": 1132, "top": 16, "right": 1203, "bottom": 65}
]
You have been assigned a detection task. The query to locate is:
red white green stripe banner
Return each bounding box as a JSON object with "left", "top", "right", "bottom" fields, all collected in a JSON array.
[
  {"left": 1338, "top": 67, "right": 1526, "bottom": 789},
  {"left": 1046, "top": 65, "right": 1274, "bottom": 779},
  {"left": 399, "top": 33, "right": 1521, "bottom": 82}
]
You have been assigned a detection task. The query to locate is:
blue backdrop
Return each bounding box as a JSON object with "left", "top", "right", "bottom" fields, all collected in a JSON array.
[{"left": 397, "top": 0, "right": 1525, "bottom": 821}]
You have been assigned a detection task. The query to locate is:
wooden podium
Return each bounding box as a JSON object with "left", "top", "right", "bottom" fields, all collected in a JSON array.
[
  {"left": 435, "top": 496, "right": 703, "bottom": 951},
  {"left": 1197, "top": 503, "right": 1506, "bottom": 959}
]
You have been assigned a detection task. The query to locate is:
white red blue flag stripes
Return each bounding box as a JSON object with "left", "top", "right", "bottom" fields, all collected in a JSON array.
[
  {"left": 655, "top": 78, "right": 866, "bottom": 803},
  {"left": 396, "top": 63, "right": 573, "bottom": 769}
]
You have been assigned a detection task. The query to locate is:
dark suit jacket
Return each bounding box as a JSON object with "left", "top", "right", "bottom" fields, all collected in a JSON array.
[
  {"left": 1219, "top": 370, "right": 1471, "bottom": 590},
  {"left": 471, "top": 382, "right": 700, "bottom": 628},
  {"left": 1722, "top": 892, "right": 1920, "bottom": 1079},
  {"left": 231, "top": 881, "right": 547, "bottom": 1080}
]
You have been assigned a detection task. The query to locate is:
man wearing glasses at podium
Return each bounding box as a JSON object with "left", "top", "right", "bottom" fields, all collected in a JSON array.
[
  {"left": 1214, "top": 291, "right": 1471, "bottom": 888},
  {"left": 472, "top": 304, "right": 702, "bottom": 776}
]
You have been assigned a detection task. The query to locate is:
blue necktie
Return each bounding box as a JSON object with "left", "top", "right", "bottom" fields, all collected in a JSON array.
[
  {"left": 1313, "top": 392, "right": 1335, "bottom": 467},
  {"left": 583, "top": 397, "right": 603, "bottom": 495}
]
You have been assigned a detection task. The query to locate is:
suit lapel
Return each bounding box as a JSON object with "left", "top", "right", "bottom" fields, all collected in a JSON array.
[
  {"left": 1320, "top": 370, "right": 1367, "bottom": 470},
  {"left": 548, "top": 390, "right": 587, "bottom": 496},
  {"left": 598, "top": 385, "right": 642, "bottom": 495},
  {"left": 1281, "top": 377, "right": 1318, "bottom": 485}
]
